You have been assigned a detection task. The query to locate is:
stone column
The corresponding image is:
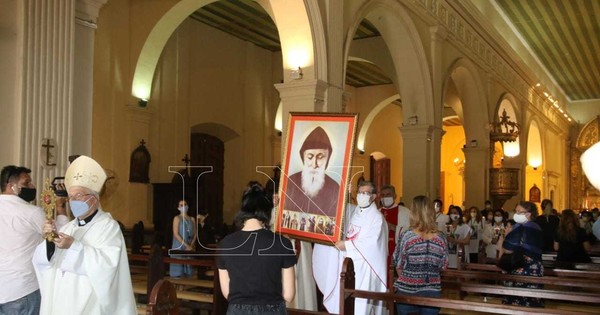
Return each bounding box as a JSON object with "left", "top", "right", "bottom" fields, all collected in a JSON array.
[
  {"left": 462, "top": 146, "right": 489, "bottom": 208},
  {"left": 322, "top": 0, "right": 344, "bottom": 113},
  {"left": 275, "top": 79, "right": 329, "bottom": 132},
  {"left": 72, "top": 0, "right": 108, "bottom": 157},
  {"left": 17, "top": 0, "right": 107, "bottom": 188},
  {"left": 400, "top": 124, "right": 442, "bottom": 203}
]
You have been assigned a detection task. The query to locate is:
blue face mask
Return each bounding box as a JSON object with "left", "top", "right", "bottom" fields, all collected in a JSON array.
[{"left": 70, "top": 199, "right": 91, "bottom": 218}]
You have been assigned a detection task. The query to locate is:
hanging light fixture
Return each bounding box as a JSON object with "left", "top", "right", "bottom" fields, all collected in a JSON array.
[
  {"left": 581, "top": 141, "right": 600, "bottom": 190},
  {"left": 489, "top": 108, "right": 521, "bottom": 210},
  {"left": 503, "top": 141, "right": 520, "bottom": 158},
  {"left": 490, "top": 109, "right": 520, "bottom": 157}
]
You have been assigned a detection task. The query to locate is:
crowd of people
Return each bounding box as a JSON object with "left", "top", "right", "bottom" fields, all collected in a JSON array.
[{"left": 2, "top": 153, "right": 599, "bottom": 315}]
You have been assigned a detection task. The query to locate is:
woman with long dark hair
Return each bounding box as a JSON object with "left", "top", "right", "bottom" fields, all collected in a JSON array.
[
  {"left": 554, "top": 209, "right": 591, "bottom": 265},
  {"left": 217, "top": 185, "right": 296, "bottom": 315},
  {"left": 446, "top": 206, "right": 472, "bottom": 268},
  {"left": 170, "top": 199, "right": 197, "bottom": 278}
]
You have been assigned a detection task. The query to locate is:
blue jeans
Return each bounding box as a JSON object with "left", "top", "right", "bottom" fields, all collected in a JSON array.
[
  {"left": 0, "top": 290, "right": 41, "bottom": 315},
  {"left": 396, "top": 290, "right": 441, "bottom": 315}
]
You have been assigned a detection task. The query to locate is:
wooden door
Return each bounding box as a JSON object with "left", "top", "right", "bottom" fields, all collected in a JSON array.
[
  {"left": 371, "top": 157, "right": 391, "bottom": 192},
  {"left": 191, "top": 133, "right": 224, "bottom": 228}
]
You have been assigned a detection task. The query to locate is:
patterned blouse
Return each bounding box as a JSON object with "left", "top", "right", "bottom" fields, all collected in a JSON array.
[{"left": 393, "top": 230, "right": 449, "bottom": 293}]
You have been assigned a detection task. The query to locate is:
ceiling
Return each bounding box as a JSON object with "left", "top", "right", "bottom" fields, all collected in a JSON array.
[
  {"left": 190, "top": 0, "right": 390, "bottom": 88},
  {"left": 495, "top": 0, "right": 600, "bottom": 101},
  {"left": 190, "top": 0, "right": 598, "bottom": 100}
]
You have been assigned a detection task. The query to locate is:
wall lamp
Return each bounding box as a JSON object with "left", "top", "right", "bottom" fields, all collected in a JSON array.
[
  {"left": 138, "top": 98, "right": 148, "bottom": 107},
  {"left": 290, "top": 67, "right": 303, "bottom": 80},
  {"left": 359, "top": 149, "right": 365, "bottom": 155}
]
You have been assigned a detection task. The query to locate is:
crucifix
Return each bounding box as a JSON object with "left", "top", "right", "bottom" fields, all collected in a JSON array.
[{"left": 42, "top": 138, "right": 56, "bottom": 166}]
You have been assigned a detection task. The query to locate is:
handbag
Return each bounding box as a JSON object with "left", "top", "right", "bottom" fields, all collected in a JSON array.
[
  {"left": 497, "top": 228, "right": 526, "bottom": 272},
  {"left": 497, "top": 249, "right": 526, "bottom": 271}
]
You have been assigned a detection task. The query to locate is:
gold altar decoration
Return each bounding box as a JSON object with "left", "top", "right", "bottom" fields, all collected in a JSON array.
[
  {"left": 40, "top": 178, "right": 57, "bottom": 241},
  {"left": 571, "top": 116, "right": 600, "bottom": 210}
]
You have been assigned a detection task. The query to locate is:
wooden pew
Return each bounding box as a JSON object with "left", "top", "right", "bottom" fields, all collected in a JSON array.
[
  {"left": 339, "top": 257, "right": 596, "bottom": 315},
  {"left": 128, "top": 247, "right": 227, "bottom": 314},
  {"left": 146, "top": 279, "right": 179, "bottom": 315}
]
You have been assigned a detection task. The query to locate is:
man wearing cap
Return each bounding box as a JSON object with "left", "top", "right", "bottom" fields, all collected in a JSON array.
[
  {"left": 283, "top": 126, "right": 340, "bottom": 217},
  {"left": 32, "top": 156, "right": 136, "bottom": 315}
]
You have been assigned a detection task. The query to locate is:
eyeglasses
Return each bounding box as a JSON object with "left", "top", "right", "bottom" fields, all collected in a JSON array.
[
  {"left": 357, "top": 191, "right": 372, "bottom": 196},
  {"left": 68, "top": 193, "right": 93, "bottom": 201}
]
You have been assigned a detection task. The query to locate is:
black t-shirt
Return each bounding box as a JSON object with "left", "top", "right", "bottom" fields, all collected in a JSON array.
[
  {"left": 217, "top": 228, "right": 296, "bottom": 305},
  {"left": 535, "top": 215, "right": 560, "bottom": 252},
  {"left": 554, "top": 227, "right": 591, "bottom": 263}
]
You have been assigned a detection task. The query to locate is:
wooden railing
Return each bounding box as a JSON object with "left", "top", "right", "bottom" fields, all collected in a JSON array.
[{"left": 339, "top": 258, "right": 600, "bottom": 315}]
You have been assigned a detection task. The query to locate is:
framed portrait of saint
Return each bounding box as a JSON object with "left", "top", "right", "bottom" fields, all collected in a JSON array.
[{"left": 276, "top": 112, "right": 358, "bottom": 244}]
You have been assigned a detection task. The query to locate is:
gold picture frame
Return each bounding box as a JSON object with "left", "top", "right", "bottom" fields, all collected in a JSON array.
[{"left": 276, "top": 112, "right": 358, "bottom": 244}]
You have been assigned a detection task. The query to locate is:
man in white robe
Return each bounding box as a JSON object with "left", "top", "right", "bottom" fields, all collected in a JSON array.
[
  {"left": 32, "top": 156, "right": 136, "bottom": 315},
  {"left": 314, "top": 181, "right": 388, "bottom": 314}
]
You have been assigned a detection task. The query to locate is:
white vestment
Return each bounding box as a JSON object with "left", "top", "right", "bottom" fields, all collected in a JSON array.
[
  {"left": 270, "top": 206, "right": 317, "bottom": 310},
  {"left": 313, "top": 203, "right": 388, "bottom": 314},
  {"left": 32, "top": 209, "right": 136, "bottom": 315},
  {"left": 395, "top": 205, "right": 411, "bottom": 242},
  {"left": 289, "top": 240, "right": 318, "bottom": 310}
]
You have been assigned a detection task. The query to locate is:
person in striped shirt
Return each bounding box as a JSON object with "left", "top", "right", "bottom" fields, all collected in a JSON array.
[{"left": 393, "top": 195, "right": 449, "bottom": 315}]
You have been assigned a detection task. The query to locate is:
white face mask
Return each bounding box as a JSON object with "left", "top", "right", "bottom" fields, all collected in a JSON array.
[
  {"left": 450, "top": 214, "right": 460, "bottom": 221},
  {"left": 434, "top": 203, "right": 441, "bottom": 213},
  {"left": 381, "top": 197, "right": 394, "bottom": 208},
  {"left": 357, "top": 193, "right": 372, "bottom": 208},
  {"left": 513, "top": 213, "right": 528, "bottom": 224},
  {"left": 494, "top": 216, "right": 503, "bottom": 223},
  {"left": 178, "top": 205, "right": 189, "bottom": 212}
]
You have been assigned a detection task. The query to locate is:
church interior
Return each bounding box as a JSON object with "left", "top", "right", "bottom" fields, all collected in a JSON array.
[{"left": 1, "top": 0, "right": 600, "bottom": 313}]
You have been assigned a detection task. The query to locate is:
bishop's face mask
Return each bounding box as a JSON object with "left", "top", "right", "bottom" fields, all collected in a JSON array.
[
  {"left": 12, "top": 185, "right": 37, "bottom": 202},
  {"left": 70, "top": 197, "right": 93, "bottom": 218}
]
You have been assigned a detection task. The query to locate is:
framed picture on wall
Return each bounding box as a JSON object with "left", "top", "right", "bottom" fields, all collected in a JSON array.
[{"left": 275, "top": 112, "right": 358, "bottom": 244}]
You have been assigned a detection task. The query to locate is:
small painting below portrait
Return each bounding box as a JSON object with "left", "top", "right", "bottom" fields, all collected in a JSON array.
[{"left": 276, "top": 113, "right": 358, "bottom": 244}]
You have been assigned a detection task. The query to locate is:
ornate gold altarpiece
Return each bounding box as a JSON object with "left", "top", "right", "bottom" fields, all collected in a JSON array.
[{"left": 571, "top": 116, "right": 600, "bottom": 210}]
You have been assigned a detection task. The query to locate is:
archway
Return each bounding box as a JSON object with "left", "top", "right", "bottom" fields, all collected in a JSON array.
[
  {"left": 343, "top": 0, "right": 432, "bottom": 202},
  {"left": 345, "top": 0, "right": 432, "bottom": 125},
  {"left": 440, "top": 77, "right": 466, "bottom": 209},
  {"left": 525, "top": 119, "right": 543, "bottom": 207},
  {"left": 442, "top": 58, "right": 488, "bottom": 209},
  {"left": 131, "top": 0, "right": 318, "bottom": 101}
]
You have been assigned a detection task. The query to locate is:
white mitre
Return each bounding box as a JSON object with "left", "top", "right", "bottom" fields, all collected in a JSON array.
[{"left": 64, "top": 155, "right": 107, "bottom": 193}]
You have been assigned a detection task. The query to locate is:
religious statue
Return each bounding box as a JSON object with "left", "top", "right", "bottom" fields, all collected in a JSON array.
[{"left": 129, "top": 139, "right": 151, "bottom": 183}]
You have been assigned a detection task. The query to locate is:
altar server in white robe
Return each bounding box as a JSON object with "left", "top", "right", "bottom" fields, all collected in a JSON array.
[
  {"left": 314, "top": 181, "right": 388, "bottom": 314},
  {"left": 32, "top": 156, "right": 136, "bottom": 315}
]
